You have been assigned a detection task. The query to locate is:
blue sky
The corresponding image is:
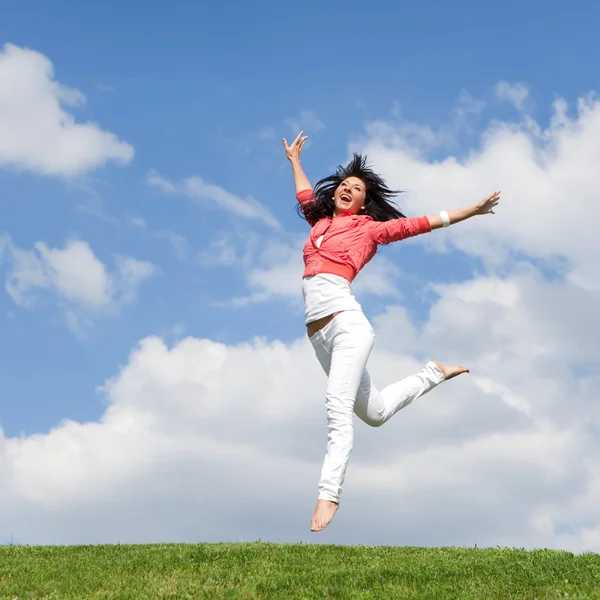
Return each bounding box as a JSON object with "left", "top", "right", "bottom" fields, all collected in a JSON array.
[{"left": 2, "top": 0, "right": 600, "bottom": 547}]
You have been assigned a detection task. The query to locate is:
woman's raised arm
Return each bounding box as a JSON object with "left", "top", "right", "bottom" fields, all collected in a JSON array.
[{"left": 283, "top": 131, "right": 312, "bottom": 194}]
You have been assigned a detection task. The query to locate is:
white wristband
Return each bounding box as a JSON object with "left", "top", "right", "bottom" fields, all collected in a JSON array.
[{"left": 439, "top": 211, "right": 450, "bottom": 227}]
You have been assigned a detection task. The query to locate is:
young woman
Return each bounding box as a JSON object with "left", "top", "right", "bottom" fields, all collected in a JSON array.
[{"left": 282, "top": 131, "right": 500, "bottom": 533}]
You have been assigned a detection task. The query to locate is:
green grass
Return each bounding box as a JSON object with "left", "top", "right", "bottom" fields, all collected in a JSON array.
[{"left": 1, "top": 543, "right": 599, "bottom": 599}]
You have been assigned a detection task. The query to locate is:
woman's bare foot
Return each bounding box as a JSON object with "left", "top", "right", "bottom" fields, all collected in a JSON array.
[
  {"left": 431, "top": 360, "right": 469, "bottom": 380},
  {"left": 310, "top": 499, "right": 339, "bottom": 532}
]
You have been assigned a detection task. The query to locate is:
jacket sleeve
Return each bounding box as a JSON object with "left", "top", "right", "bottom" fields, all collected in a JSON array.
[
  {"left": 296, "top": 188, "right": 317, "bottom": 226},
  {"left": 368, "top": 216, "right": 431, "bottom": 245}
]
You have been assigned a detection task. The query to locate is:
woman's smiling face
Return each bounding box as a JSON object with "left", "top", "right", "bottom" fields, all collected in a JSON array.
[{"left": 333, "top": 176, "right": 366, "bottom": 216}]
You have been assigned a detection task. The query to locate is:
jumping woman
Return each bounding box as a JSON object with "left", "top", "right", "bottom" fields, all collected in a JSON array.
[{"left": 282, "top": 131, "right": 501, "bottom": 533}]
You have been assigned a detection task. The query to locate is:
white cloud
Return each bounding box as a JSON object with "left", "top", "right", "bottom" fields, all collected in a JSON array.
[
  {"left": 231, "top": 238, "right": 304, "bottom": 306},
  {"left": 198, "top": 239, "right": 237, "bottom": 267},
  {"left": 4, "top": 245, "right": 49, "bottom": 308},
  {"left": 495, "top": 80, "right": 530, "bottom": 111},
  {"left": 376, "top": 91, "right": 486, "bottom": 155},
  {"left": 147, "top": 170, "right": 281, "bottom": 230},
  {"left": 452, "top": 89, "right": 487, "bottom": 120},
  {"left": 35, "top": 241, "right": 113, "bottom": 309},
  {"left": 146, "top": 169, "right": 177, "bottom": 195},
  {"left": 352, "top": 255, "right": 402, "bottom": 298},
  {"left": 353, "top": 88, "right": 600, "bottom": 293},
  {"left": 113, "top": 256, "right": 157, "bottom": 305},
  {"left": 1, "top": 237, "right": 156, "bottom": 333},
  {"left": 223, "top": 235, "right": 404, "bottom": 308},
  {"left": 1, "top": 265, "right": 600, "bottom": 549},
  {"left": 3, "top": 84, "right": 600, "bottom": 552},
  {"left": 0, "top": 43, "right": 133, "bottom": 177},
  {"left": 184, "top": 176, "right": 281, "bottom": 229},
  {"left": 197, "top": 233, "right": 256, "bottom": 268},
  {"left": 285, "top": 110, "right": 325, "bottom": 134}
]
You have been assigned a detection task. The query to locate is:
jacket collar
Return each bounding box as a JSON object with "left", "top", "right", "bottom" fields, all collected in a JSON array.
[{"left": 330, "top": 212, "right": 373, "bottom": 221}]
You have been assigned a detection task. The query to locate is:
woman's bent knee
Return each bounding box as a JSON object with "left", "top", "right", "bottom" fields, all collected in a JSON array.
[{"left": 360, "top": 413, "right": 385, "bottom": 428}]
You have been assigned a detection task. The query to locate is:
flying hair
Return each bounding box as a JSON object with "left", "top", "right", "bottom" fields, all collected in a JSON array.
[{"left": 297, "top": 153, "right": 406, "bottom": 223}]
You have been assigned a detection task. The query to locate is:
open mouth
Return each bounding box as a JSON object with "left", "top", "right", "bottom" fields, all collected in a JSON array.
[{"left": 340, "top": 194, "right": 351, "bottom": 203}]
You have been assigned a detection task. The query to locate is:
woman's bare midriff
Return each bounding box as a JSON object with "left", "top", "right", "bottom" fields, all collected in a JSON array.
[{"left": 307, "top": 311, "right": 343, "bottom": 338}]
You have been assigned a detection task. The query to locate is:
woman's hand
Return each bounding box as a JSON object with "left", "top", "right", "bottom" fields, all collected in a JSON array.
[
  {"left": 474, "top": 190, "right": 501, "bottom": 215},
  {"left": 282, "top": 131, "right": 308, "bottom": 162}
]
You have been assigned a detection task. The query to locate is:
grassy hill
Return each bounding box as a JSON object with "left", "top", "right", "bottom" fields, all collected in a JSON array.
[{"left": 1, "top": 542, "right": 599, "bottom": 599}]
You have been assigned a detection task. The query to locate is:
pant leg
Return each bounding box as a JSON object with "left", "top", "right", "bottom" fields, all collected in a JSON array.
[
  {"left": 309, "top": 311, "right": 374, "bottom": 503},
  {"left": 354, "top": 361, "right": 445, "bottom": 427},
  {"left": 311, "top": 330, "right": 385, "bottom": 428}
]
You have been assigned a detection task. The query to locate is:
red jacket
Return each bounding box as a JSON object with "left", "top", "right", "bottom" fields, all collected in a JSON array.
[{"left": 298, "top": 189, "right": 431, "bottom": 283}]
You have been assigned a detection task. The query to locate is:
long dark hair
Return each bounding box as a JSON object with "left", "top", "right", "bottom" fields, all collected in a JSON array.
[{"left": 297, "top": 153, "right": 406, "bottom": 223}]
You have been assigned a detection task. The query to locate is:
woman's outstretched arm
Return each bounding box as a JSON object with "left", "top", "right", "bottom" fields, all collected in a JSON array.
[
  {"left": 426, "top": 190, "right": 501, "bottom": 229},
  {"left": 369, "top": 191, "right": 501, "bottom": 244},
  {"left": 283, "top": 131, "right": 312, "bottom": 193}
]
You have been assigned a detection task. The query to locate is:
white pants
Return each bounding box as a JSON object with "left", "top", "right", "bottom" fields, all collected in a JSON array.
[{"left": 309, "top": 310, "right": 445, "bottom": 503}]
